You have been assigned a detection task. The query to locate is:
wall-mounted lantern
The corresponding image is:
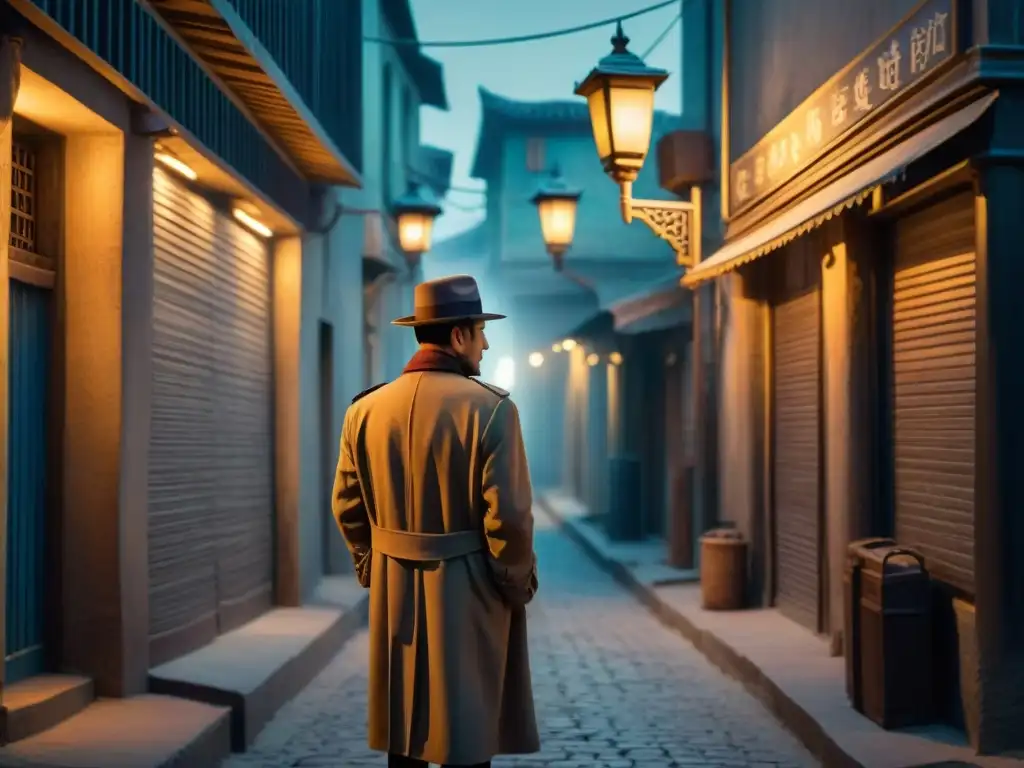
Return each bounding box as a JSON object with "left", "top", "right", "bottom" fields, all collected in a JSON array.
[
  {"left": 528, "top": 352, "right": 545, "bottom": 368},
  {"left": 574, "top": 21, "right": 701, "bottom": 267},
  {"left": 561, "top": 338, "right": 578, "bottom": 351},
  {"left": 530, "top": 166, "right": 582, "bottom": 271},
  {"left": 392, "top": 181, "right": 442, "bottom": 267}
]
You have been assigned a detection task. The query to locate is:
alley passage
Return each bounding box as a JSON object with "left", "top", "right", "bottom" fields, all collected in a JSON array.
[{"left": 222, "top": 508, "right": 819, "bottom": 768}]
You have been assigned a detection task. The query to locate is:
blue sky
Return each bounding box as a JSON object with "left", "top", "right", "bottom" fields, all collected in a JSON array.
[{"left": 407, "top": 0, "right": 683, "bottom": 242}]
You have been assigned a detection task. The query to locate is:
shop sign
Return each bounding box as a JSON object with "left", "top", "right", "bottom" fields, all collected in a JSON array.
[{"left": 728, "top": 0, "right": 957, "bottom": 216}]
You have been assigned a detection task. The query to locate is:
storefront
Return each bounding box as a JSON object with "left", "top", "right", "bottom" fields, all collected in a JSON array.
[
  {"left": 147, "top": 166, "right": 277, "bottom": 664},
  {"left": 684, "top": 0, "right": 1023, "bottom": 751}
]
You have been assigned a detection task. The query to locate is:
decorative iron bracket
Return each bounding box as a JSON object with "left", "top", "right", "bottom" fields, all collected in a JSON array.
[{"left": 619, "top": 182, "right": 702, "bottom": 268}]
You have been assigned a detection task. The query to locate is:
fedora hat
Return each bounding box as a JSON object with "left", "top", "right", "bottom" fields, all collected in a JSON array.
[{"left": 392, "top": 274, "right": 506, "bottom": 327}]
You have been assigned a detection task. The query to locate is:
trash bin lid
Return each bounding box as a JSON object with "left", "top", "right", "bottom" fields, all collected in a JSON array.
[
  {"left": 848, "top": 537, "right": 896, "bottom": 561},
  {"left": 861, "top": 545, "right": 925, "bottom": 574},
  {"left": 702, "top": 527, "right": 744, "bottom": 541}
]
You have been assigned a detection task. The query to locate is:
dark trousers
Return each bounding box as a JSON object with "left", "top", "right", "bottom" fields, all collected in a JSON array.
[{"left": 387, "top": 754, "right": 490, "bottom": 768}]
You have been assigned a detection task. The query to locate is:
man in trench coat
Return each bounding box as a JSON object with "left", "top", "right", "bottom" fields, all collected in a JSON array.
[{"left": 332, "top": 274, "right": 541, "bottom": 768}]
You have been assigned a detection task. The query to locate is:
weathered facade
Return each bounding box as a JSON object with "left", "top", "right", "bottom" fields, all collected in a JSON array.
[
  {"left": 685, "top": 0, "right": 1024, "bottom": 753},
  {"left": 0, "top": 0, "right": 386, "bottom": 750},
  {"left": 354, "top": 0, "right": 449, "bottom": 390}
]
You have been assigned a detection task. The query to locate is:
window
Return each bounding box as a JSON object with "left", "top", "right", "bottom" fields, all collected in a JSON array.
[{"left": 525, "top": 137, "right": 545, "bottom": 173}]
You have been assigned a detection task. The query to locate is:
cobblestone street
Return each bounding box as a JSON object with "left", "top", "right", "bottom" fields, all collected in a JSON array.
[{"left": 222, "top": 508, "right": 818, "bottom": 768}]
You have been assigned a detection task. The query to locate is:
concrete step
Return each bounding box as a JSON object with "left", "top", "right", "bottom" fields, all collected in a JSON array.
[
  {"left": 149, "top": 581, "right": 368, "bottom": 752},
  {"left": 0, "top": 694, "right": 230, "bottom": 768},
  {"left": 0, "top": 675, "right": 94, "bottom": 744}
]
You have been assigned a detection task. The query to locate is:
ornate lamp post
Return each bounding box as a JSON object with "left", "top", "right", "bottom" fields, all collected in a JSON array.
[
  {"left": 530, "top": 166, "right": 582, "bottom": 271},
  {"left": 391, "top": 181, "right": 443, "bottom": 268},
  {"left": 574, "top": 21, "right": 701, "bottom": 267}
]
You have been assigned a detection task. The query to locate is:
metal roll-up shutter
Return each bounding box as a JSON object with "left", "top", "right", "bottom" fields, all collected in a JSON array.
[
  {"left": 149, "top": 167, "right": 274, "bottom": 662},
  {"left": 892, "top": 191, "right": 976, "bottom": 596},
  {"left": 772, "top": 276, "right": 822, "bottom": 632}
]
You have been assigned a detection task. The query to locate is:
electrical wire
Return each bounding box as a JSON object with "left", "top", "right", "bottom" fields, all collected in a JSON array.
[
  {"left": 365, "top": 0, "right": 678, "bottom": 49},
  {"left": 444, "top": 198, "right": 487, "bottom": 213},
  {"left": 407, "top": 166, "right": 487, "bottom": 196},
  {"left": 641, "top": 11, "right": 681, "bottom": 59}
]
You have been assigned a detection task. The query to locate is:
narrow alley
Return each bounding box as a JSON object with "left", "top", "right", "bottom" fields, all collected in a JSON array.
[{"left": 221, "top": 507, "right": 817, "bottom": 768}]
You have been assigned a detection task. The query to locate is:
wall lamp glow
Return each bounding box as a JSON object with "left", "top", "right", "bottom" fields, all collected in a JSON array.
[
  {"left": 233, "top": 207, "right": 273, "bottom": 239},
  {"left": 155, "top": 151, "right": 197, "bottom": 181},
  {"left": 561, "top": 338, "right": 578, "bottom": 351},
  {"left": 552, "top": 342, "right": 563, "bottom": 353},
  {"left": 609, "top": 351, "right": 623, "bottom": 366},
  {"left": 587, "top": 353, "right": 600, "bottom": 367},
  {"left": 529, "top": 352, "right": 545, "bottom": 368}
]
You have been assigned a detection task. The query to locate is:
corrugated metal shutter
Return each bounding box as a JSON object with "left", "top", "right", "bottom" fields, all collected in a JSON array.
[
  {"left": 149, "top": 167, "right": 274, "bottom": 663},
  {"left": 773, "top": 280, "right": 822, "bottom": 631},
  {"left": 892, "top": 191, "right": 975, "bottom": 596}
]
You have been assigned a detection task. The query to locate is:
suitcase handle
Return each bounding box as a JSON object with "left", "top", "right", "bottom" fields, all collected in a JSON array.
[{"left": 881, "top": 547, "right": 926, "bottom": 572}]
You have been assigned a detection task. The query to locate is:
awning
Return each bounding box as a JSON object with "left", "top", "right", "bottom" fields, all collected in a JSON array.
[
  {"left": 683, "top": 92, "right": 998, "bottom": 287},
  {"left": 143, "top": 0, "right": 362, "bottom": 186},
  {"left": 609, "top": 277, "right": 690, "bottom": 334},
  {"left": 363, "top": 255, "right": 396, "bottom": 284}
]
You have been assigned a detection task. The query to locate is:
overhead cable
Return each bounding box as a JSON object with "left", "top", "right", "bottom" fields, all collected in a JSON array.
[{"left": 364, "top": 0, "right": 678, "bottom": 48}]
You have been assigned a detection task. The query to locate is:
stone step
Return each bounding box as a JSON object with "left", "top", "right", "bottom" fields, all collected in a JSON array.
[
  {"left": 0, "top": 694, "right": 230, "bottom": 768},
  {"left": 149, "top": 584, "right": 368, "bottom": 752},
  {"left": 0, "top": 675, "right": 93, "bottom": 744}
]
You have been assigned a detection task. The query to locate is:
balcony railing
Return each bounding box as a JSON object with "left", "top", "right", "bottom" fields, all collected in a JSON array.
[
  {"left": 226, "top": 0, "right": 363, "bottom": 175},
  {"left": 23, "top": 0, "right": 313, "bottom": 223}
]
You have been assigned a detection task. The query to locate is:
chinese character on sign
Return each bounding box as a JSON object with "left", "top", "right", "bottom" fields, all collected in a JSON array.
[
  {"left": 789, "top": 131, "right": 802, "bottom": 164},
  {"left": 931, "top": 12, "right": 948, "bottom": 53},
  {"left": 805, "top": 107, "right": 823, "bottom": 146},
  {"left": 754, "top": 155, "right": 766, "bottom": 187},
  {"left": 735, "top": 169, "right": 751, "bottom": 202},
  {"left": 854, "top": 68, "right": 873, "bottom": 112},
  {"left": 910, "top": 25, "right": 931, "bottom": 73},
  {"left": 878, "top": 40, "right": 902, "bottom": 92},
  {"left": 831, "top": 86, "right": 849, "bottom": 126},
  {"left": 769, "top": 138, "right": 788, "bottom": 178}
]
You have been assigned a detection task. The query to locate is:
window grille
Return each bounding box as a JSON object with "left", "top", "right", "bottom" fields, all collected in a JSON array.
[{"left": 10, "top": 142, "right": 36, "bottom": 252}]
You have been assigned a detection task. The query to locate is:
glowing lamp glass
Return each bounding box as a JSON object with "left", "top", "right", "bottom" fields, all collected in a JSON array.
[
  {"left": 536, "top": 195, "right": 578, "bottom": 254},
  {"left": 561, "top": 338, "right": 577, "bottom": 351},
  {"left": 397, "top": 211, "right": 434, "bottom": 255},
  {"left": 528, "top": 352, "right": 544, "bottom": 368}
]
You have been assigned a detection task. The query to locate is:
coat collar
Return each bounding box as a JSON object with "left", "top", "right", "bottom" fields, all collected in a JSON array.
[{"left": 402, "top": 347, "right": 474, "bottom": 377}]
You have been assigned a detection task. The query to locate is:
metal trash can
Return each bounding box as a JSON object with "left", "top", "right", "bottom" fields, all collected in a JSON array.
[
  {"left": 845, "top": 537, "right": 895, "bottom": 712},
  {"left": 859, "top": 545, "right": 933, "bottom": 729},
  {"left": 700, "top": 527, "right": 747, "bottom": 610},
  {"left": 606, "top": 455, "right": 643, "bottom": 541}
]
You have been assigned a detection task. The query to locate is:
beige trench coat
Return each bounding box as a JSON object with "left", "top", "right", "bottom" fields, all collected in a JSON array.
[{"left": 333, "top": 368, "right": 540, "bottom": 765}]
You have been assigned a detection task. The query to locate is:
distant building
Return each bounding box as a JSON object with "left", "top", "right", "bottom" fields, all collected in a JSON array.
[{"left": 350, "top": 0, "right": 450, "bottom": 387}]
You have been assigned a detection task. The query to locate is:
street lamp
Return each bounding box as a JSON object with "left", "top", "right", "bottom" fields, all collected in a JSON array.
[
  {"left": 392, "top": 181, "right": 443, "bottom": 267},
  {"left": 530, "top": 166, "right": 582, "bottom": 271},
  {"left": 574, "top": 21, "right": 702, "bottom": 267}
]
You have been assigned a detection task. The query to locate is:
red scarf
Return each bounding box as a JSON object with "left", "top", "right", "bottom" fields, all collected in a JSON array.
[{"left": 402, "top": 347, "right": 475, "bottom": 377}]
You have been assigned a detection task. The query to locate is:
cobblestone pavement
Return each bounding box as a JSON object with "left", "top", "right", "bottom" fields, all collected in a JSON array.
[{"left": 222, "top": 508, "right": 818, "bottom": 768}]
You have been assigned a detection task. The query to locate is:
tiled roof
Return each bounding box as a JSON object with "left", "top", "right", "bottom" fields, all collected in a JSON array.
[
  {"left": 478, "top": 87, "right": 679, "bottom": 132},
  {"left": 471, "top": 87, "right": 680, "bottom": 179}
]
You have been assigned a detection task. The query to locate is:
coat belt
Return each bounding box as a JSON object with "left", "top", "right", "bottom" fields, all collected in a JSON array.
[{"left": 370, "top": 522, "right": 484, "bottom": 562}]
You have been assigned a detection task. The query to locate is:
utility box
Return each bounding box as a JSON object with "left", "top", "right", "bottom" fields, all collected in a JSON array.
[
  {"left": 859, "top": 545, "right": 933, "bottom": 729},
  {"left": 845, "top": 537, "right": 895, "bottom": 712}
]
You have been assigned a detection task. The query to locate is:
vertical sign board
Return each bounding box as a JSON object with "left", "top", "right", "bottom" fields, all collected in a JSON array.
[{"left": 728, "top": 0, "right": 958, "bottom": 217}]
